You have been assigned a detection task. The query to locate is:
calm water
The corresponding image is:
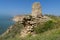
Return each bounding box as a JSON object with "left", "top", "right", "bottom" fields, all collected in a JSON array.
[{"left": 0, "top": 15, "right": 14, "bottom": 35}]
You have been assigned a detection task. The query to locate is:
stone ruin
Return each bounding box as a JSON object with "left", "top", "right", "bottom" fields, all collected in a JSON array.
[
  {"left": 19, "top": 2, "right": 43, "bottom": 37},
  {"left": 19, "top": 2, "right": 51, "bottom": 37},
  {"left": 2, "top": 2, "right": 51, "bottom": 37},
  {"left": 31, "top": 2, "right": 42, "bottom": 18}
]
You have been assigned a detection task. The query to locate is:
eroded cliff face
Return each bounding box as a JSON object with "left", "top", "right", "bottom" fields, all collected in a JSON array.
[
  {"left": 13, "top": 15, "right": 25, "bottom": 22},
  {"left": 12, "top": 15, "right": 51, "bottom": 37},
  {"left": 20, "top": 15, "right": 51, "bottom": 37}
]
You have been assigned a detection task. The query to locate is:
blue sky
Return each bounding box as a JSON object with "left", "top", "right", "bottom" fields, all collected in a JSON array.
[{"left": 0, "top": 0, "right": 60, "bottom": 16}]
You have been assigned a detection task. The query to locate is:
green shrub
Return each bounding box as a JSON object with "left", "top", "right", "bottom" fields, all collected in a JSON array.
[{"left": 34, "top": 20, "right": 55, "bottom": 34}]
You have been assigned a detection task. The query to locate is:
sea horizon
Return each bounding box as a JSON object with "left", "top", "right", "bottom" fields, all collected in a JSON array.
[{"left": 0, "top": 14, "right": 14, "bottom": 35}]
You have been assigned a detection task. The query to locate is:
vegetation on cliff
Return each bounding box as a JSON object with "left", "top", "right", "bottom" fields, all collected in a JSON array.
[{"left": 0, "top": 15, "right": 60, "bottom": 40}]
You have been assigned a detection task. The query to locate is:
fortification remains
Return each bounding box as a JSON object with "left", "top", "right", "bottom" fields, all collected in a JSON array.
[{"left": 31, "top": 2, "right": 42, "bottom": 18}]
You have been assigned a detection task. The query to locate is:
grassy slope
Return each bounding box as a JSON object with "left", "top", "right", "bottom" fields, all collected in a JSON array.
[{"left": 0, "top": 15, "right": 60, "bottom": 40}]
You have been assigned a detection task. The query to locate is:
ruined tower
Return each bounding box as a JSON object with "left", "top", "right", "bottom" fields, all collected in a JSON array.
[{"left": 31, "top": 2, "right": 42, "bottom": 17}]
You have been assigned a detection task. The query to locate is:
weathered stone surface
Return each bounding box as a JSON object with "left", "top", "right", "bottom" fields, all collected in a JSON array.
[
  {"left": 31, "top": 2, "right": 42, "bottom": 17},
  {"left": 13, "top": 15, "right": 25, "bottom": 22}
]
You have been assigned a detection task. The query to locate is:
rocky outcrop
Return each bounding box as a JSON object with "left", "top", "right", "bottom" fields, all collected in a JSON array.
[
  {"left": 12, "top": 2, "right": 52, "bottom": 37},
  {"left": 20, "top": 15, "right": 51, "bottom": 37},
  {"left": 13, "top": 15, "right": 25, "bottom": 22}
]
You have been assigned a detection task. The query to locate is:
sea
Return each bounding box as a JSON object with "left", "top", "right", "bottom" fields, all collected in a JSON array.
[{"left": 0, "top": 15, "right": 14, "bottom": 35}]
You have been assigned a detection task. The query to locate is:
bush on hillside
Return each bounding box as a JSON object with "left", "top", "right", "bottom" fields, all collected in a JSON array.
[{"left": 34, "top": 20, "right": 55, "bottom": 34}]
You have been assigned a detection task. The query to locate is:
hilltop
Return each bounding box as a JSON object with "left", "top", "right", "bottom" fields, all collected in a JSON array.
[{"left": 0, "top": 15, "right": 60, "bottom": 40}]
